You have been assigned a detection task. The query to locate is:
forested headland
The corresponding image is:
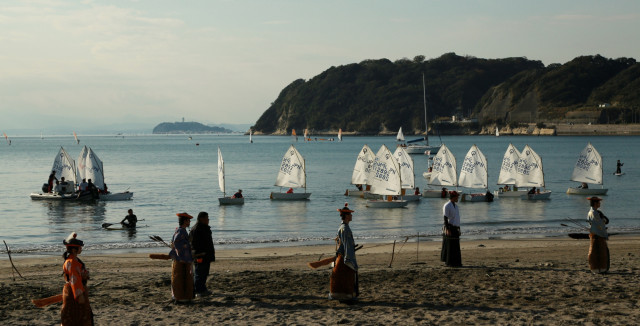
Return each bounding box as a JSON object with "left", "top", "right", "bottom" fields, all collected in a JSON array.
[{"left": 251, "top": 53, "right": 640, "bottom": 135}]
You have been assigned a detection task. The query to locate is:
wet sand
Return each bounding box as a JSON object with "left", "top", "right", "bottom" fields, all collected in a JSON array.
[{"left": 1, "top": 236, "right": 639, "bottom": 325}]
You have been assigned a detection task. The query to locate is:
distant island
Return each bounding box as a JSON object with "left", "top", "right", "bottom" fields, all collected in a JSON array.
[{"left": 152, "top": 122, "right": 233, "bottom": 134}]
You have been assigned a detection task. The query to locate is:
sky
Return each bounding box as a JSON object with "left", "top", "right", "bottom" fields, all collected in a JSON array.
[{"left": 1, "top": 0, "right": 639, "bottom": 134}]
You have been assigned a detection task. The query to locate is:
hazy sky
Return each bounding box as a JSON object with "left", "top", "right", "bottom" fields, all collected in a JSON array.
[{"left": 1, "top": 0, "right": 639, "bottom": 132}]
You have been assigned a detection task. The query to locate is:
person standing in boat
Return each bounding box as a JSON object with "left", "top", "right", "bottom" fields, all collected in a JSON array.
[
  {"left": 47, "top": 170, "right": 58, "bottom": 193},
  {"left": 169, "top": 212, "right": 194, "bottom": 302},
  {"left": 189, "top": 211, "right": 216, "bottom": 298},
  {"left": 587, "top": 197, "right": 610, "bottom": 274},
  {"left": 61, "top": 232, "right": 93, "bottom": 325},
  {"left": 329, "top": 203, "right": 359, "bottom": 301},
  {"left": 441, "top": 191, "right": 462, "bottom": 267},
  {"left": 616, "top": 160, "right": 623, "bottom": 174}
]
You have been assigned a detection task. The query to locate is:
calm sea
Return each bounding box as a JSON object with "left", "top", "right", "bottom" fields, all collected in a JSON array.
[{"left": 1, "top": 134, "right": 638, "bottom": 256}]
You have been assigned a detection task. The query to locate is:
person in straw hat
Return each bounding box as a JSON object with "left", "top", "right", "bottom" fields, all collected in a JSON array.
[
  {"left": 587, "top": 197, "right": 610, "bottom": 273},
  {"left": 441, "top": 191, "right": 462, "bottom": 267},
  {"left": 61, "top": 232, "right": 93, "bottom": 325},
  {"left": 329, "top": 203, "right": 359, "bottom": 301},
  {"left": 169, "top": 212, "right": 194, "bottom": 302}
]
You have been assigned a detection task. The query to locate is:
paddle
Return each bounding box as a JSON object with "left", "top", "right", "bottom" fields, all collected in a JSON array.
[
  {"left": 149, "top": 235, "right": 171, "bottom": 247},
  {"left": 307, "top": 245, "right": 363, "bottom": 269},
  {"left": 32, "top": 294, "right": 63, "bottom": 308}
]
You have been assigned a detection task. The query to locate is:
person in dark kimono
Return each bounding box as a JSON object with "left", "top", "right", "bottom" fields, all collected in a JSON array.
[
  {"left": 587, "top": 197, "right": 610, "bottom": 273},
  {"left": 189, "top": 211, "right": 216, "bottom": 297},
  {"left": 329, "top": 203, "right": 359, "bottom": 301},
  {"left": 441, "top": 191, "right": 462, "bottom": 267}
]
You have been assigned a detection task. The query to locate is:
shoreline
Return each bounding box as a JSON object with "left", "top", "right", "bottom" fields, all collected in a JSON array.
[{"left": 2, "top": 236, "right": 639, "bottom": 324}]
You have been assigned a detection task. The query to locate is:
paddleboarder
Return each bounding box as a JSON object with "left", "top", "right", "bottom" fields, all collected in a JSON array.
[
  {"left": 120, "top": 209, "right": 138, "bottom": 228},
  {"left": 615, "top": 160, "right": 623, "bottom": 174},
  {"left": 61, "top": 232, "right": 93, "bottom": 325}
]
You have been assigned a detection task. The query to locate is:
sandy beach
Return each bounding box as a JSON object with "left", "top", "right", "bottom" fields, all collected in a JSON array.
[{"left": 2, "top": 236, "right": 639, "bottom": 325}]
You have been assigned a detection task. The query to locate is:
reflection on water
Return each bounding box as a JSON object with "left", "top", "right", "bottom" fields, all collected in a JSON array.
[{"left": 42, "top": 200, "right": 107, "bottom": 224}]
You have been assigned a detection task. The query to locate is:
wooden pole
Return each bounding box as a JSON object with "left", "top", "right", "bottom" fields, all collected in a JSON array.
[
  {"left": 4, "top": 240, "right": 25, "bottom": 280},
  {"left": 388, "top": 240, "right": 396, "bottom": 268}
]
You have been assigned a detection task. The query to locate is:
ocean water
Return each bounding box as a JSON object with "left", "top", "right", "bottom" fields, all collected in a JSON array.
[{"left": 1, "top": 134, "right": 638, "bottom": 256}]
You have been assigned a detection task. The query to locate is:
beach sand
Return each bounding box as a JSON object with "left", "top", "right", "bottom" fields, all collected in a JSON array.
[{"left": 2, "top": 236, "right": 639, "bottom": 325}]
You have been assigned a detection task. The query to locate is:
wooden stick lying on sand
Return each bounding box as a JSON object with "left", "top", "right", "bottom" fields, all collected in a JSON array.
[
  {"left": 32, "top": 294, "right": 63, "bottom": 308},
  {"left": 149, "top": 253, "right": 171, "bottom": 260},
  {"left": 307, "top": 257, "right": 335, "bottom": 269}
]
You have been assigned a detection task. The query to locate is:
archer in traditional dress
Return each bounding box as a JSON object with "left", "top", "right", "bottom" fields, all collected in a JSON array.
[
  {"left": 61, "top": 232, "right": 93, "bottom": 325},
  {"left": 329, "top": 203, "right": 359, "bottom": 301}
]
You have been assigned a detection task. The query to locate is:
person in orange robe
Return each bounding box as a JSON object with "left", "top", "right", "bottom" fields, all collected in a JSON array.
[{"left": 61, "top": 232, "right": 93, "bottom": 326}]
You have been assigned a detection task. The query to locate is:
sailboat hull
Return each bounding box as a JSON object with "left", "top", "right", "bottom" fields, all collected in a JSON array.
[
  {"left": 219, "top": 197, "right": 245, "bottom": 205},
  {"left": 566, "top": 187, "right": 608, "bottom": 195},
  {"left": 401, "top": 194, "right": 421, "bottom": 202},
  {"left": 461, "top": 193, "right": 489, "bottom": 202},
  {"left": 270, "top": 192, "right": 311, "bottom": 200},
  {"left": 30, "top": 192, "right": 95, "bottom": 201},
  {"left": 521, "top": 191, "right": 552, "bottom": 200},
  {"left": 405, "top": 145, "right": 440, "bottom": 155},
  {"left": 345, "top": 190, "right": 363, "bottom": 197},
  {"left": 99, "top": 191, "right": 133, "bottom": 201},
  {"left": 366, "top": 199, "right": 408, "bottom": 208},
  {"left": 422, "top": 190, "right": 448, "bottom": 198},
  {"left": 494, "top": 189, "right": 528, "bottom": 197}
]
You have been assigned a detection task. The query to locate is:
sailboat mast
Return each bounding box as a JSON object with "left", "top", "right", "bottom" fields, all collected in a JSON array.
[{"left": 422, "top": 73, "right": 428, "bottom": 144}]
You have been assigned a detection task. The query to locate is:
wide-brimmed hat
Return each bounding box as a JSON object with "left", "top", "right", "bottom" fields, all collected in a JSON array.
[
  {"left": 449, "top": 191, "right": 459, "bottom": 198},
  {"left": 587, "top": 196, "right": 602, "bottom": 202},
  {"left": 337, "top": 202, "right": 355, "bottom": 213},
  {"left": 176, "top": 212, "right": 194, "bottom": 219},
  {"left": 63, "top": 232, "right": 84, "bottom": 247}
]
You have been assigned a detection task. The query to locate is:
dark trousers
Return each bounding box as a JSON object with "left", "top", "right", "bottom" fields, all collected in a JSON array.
[
  {"left": 194, "top": 261, "right": 211, "bottom": 293},
  {"left": 441, "top": 235, "right": 462, "bottom": 267}
]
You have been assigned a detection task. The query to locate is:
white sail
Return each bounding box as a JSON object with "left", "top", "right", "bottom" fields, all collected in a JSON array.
[
  {"left": 428, "top": 144, "right": 457, "bottom": 186},
  {"left": 515, "top": 145, "right": 545, "bottom": 188},
  {"left": 217, "top": 147, "right": 225, "bottom": 194},
  {"left": 338, "top": 128, "right": 342, "bottom": 141},
  {"left": 76, "top": 146, "right": 89, "bottom": 182},
  {"left": 396, "top": 127, "right": 405, "bottom": 142},
  {"left": 459, "top": 144, "right": 488, "bottom": 189},
  {"left": 249, "top": 130, "right": 253, "bottom": 143},
  {"left": 495, "top": 127, "right": 499, "bottom": 137},
  {"left": 351, "top": 144, "right": 375, "bottom": 185},
  {"left": 275, "top": 145, "right": 306, "bottom": 188},
  {"left": 369, "top": 145, "right": 402, "bottom": 196},
  {"left": 497, "top": 143, "right": 521, "bottom": 185},
  {"left": 84, "top": 147, "right": 105, "bottom": 190},
  {"left": 393, "top": 146, "right": 415, "bottom": 189},
  {"left": 304, "top": 129, "right": 308, "bottom": 140},
  {"left": 52, "top": 147, "right": 77, "bottom": 185},
  {"left": 571, "top": 143, "right": 603, "bottom": 185}
]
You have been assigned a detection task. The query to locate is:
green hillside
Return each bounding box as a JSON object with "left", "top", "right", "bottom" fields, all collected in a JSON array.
[{"left": 253, "top": 53, "right": 640, "bottom": 134}]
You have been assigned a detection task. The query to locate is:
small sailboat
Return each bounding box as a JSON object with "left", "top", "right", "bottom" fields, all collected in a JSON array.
[
  {"left": 396, "top": 127, "right": 405, "bottom": 143},
  {"left": 304, "top": 129, "right": 309, "bottom": 141},
  {"left": 217, "top": 147, "right": 244, "bottom": 205},
  {"left": 405, "top": 74, "right": 441, "bottom": 155},
  {"left": 73, "top": 131, "right": 80, "bottom": 144},
  {"left": 423, "top": 143, "right": 457, "bottom": 198},
  {"left": 495, "top": 127, "right": 500, "bottom": 137},
  {"left": 494, "top": 143, "right": 527, "bottom": 197},
  {"left": 566, "top": 143, "right": 608, "bottom": 195},
  {"left": 345, "top": 145, "right": 374, "bottom": 197},
  {"left": 249, "top": 130, "right": 253, "bottom": 143},
  {"left": 458, "top": 145, "right": 492, "bottom": 202},
  {"left": 393, "top": 146, "right": 420, "bottom": 201},
  {"left": 338, "top": 128, "right": 343, "bottom": 141},
  {"left": 291, "top": 129, "right": 298, "bottom": 142},
  {"left": 270, "top": 145, "right": 311, "bottom": 200},
  {"left": 77, "top": 146, "right": 133, "bottom": 201},
  {"left": 30, "top": 147, "right": 89, "bottom": 200},
  {"left": 517, "top": 145, "right": 551, "bottom": 200},
  {"left": 3, "top": 132, "right": 10, "bottom": 145},
  {"left": 366, "top": 145, "right": 408, "bottom": 208}
]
